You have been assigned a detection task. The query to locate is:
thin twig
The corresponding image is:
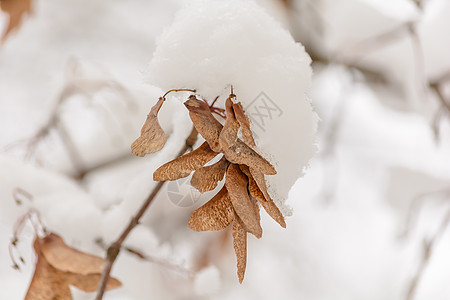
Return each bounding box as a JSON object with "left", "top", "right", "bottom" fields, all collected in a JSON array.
[
  {"left": 163, "top": 88, "right": 196, "bottom": 98},
  {"left": 94, "top": 127, "right": 198, "bottom": 300},
  {"left": 406, "top": 209, "right": 450, "bottom": 300}
]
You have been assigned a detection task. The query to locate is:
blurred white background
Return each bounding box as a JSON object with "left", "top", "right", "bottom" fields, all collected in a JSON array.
[{"left": 1, "top": 0, "right": 450, "bottom": 299}]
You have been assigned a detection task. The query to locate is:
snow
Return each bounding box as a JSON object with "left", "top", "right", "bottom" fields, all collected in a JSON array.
[
  {"left": 147, "top": 0, "right": 317, "bottom": 213},
  {"left": 194, "top": 265, "right": 221, "bottom": 295},
  {"left": 1, "top": 0, "right": 450, "bottom": 299}
]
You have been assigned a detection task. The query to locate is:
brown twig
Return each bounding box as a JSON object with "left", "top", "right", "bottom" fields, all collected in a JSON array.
[
  {"left": 163, "top": 88, "right": 196, "bottom": 98},
  {"left": 94, "top": 127, "right": 198, "bottom": 300},
  {"left": 406, "top": 209, "right": 450, "bottom": 300},
  {"left": 94, "top": 238, "right": 196, "bottom": 278}
]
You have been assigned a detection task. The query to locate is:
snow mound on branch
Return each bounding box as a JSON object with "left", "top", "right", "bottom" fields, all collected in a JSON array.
[
  {"left": 194, "top": 266, "right": 221, "bottom": 295},
  {"left": 147, "top": 0, "right": 317, "bottom": 213}
]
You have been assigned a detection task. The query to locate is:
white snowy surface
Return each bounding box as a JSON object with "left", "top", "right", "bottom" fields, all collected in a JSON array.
[
  {"left": 1, "top": 0, "right": 450, "bottom": 300},
  {"left": 147, "top": 0, "right": 317, "bottom": 213}
]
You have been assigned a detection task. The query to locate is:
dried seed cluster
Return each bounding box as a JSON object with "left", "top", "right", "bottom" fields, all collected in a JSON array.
[{"left": 132, "top": 89, "right": 285, "bottom": 283}]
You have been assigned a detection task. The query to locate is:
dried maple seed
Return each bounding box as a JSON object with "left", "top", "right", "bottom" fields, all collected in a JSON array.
[
  {"left": 191, "top": 156, "right": 229, "bottom": 193},
  {"left": 233, "top": 102, "right": 256, "bottom": 147},
  {"left": 25, "top": 233, "right": 121, "bottom": 300},
  {"left": 0, "top": 0, "right": 31, "bottom": 41},
  {"left": 225, "top": 164, "right": 262, "bottom": 238},
  {"left": 188, "top": 186, "right": 235, "bottom": 231},
  {"left": 232, "top": 215, "right": 247, "bottom": 284},
  {"left": 219, "top": 96, "right": 240, "bottom": 150},
  {"left": 184, "top": 95, "right": 223, "bottom": 152},
  {"left": 135, "top": 88, "right": 283, "bottom": 284},
  {"left": 131, "top": 97, "right": 167, "bottom": 156},
  {"left": 240, "top": 165, "right": 285, "bottom": 228},
  {"left": 224, "top": 139, "right": 276, "bottom": 175},
  {"left": 153, "top": 141, "right": 218, "bottom": 181}
]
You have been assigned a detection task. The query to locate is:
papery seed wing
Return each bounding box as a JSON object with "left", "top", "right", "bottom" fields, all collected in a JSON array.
[
  {"left": 219, "top": 97, "right": 239, "bottom": 150},
  {"left": 131, "top": 97, "right": 167, "bottom": 156},
  {"left": 188, "top": 186, "right": 234, "bottom": 231},
  {"left": 247, "top": 170, "right": 285, "bottom": 228},
  {"left": 191, "top": 156, "right": 228, "bottom": 193},
  {"left": 153, "top": 142, "right": 218, "bottom": 181},
  {"left": 184, "top": 96, "right": 223, "bottom": 152},
  {"left": 233, "top": 102, "right": 256, "bottom": 148},
  {"left": 0, "top": 0, "right": 31, "bottom": 42},
  {"left": 232, "top": 215, "right": 247, "bottom": 284},
  {"left": 224, "top": 139, "right": 276, "bottom": 175},
  {"left": 225, "top": 164, "right": 262, "bottom": 238}
]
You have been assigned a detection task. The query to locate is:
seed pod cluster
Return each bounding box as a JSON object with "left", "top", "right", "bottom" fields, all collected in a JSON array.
[{"left": 132, "top": 89, "right": 285, "bottom": 283}]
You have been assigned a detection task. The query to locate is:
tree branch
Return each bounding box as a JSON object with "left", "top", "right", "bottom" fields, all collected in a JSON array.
[{"left": 94, "top": 127, "right": 198, "bottom": 300}]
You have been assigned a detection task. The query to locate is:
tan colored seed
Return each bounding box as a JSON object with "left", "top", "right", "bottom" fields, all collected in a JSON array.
[
  {"left": 191, "top": 156, "right": 229, "bottom": 193},
  {"left": 131, "top": 97, "right": 167, "bottom": 156},
  {"left": 188, "top": 186, "right": 235, "bottom": 231},
  {"left": 153, "top": 142, "right": 218, "bottom": 181}
]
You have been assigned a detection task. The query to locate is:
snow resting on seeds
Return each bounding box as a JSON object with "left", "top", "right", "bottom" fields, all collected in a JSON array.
[{"left": 147, "top": 0, "right": 317, "bottom": 214}]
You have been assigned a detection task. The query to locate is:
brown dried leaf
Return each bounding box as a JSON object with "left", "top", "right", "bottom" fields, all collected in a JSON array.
[
  {"left": 153, "top": 141, "right": 218, "bottom": 181},
  {"left": 188, "top": 186, "right": 234, "bottom": 231},
  {"left": 39, "top": 233, "right": 107, "bottom": 275},
  {"left": 25, "top": 233, "right": 121, "bottom": 300},
  {"left": 225, "top": 164, "right": 262, "bottom": 238},
  {"left": 184, "top": 95, "right": 223, "bottom": 152},
  {"left": 219, "top": 96, "right": 239, "bottom": 150},
  {"left": 240, "top": 165, "right": 286, "bottom": 228},
  {"left": 224, "top": 139, "right": 276, "bottom": 175},
  {"left": 65, "top": 273, "right": 112, "bottom": 292},
  {"left": 233, "top": 102, "right": 256, "bottom": 148},
  {"left": 25, "top": 252, "right": 72, "bottom": 300},
  {"left": 232, "top": 215, "right": 247, "bottom": 284},
  {"left": 191, "top": 156, "right": 228, "bottom": 193},
  {"left": 131, "top": 97, "right": 167, "bottom": 156},
  {"left": 0, "top": 0, "right": 31, "bottom": 42}
]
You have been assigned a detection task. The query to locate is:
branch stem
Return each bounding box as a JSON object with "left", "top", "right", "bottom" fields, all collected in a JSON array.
[{"left": 94, "top": 127, "right": 197, "bottom": 300}]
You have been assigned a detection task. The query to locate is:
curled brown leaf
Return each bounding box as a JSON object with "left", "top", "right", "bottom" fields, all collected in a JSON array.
[
  {"left": 184, "top": 95, "right": 223, "bottom": 152},
  {"left": 153, "top": 141, "right": 218, "bottom": 181},
  {"left": 232, "top": 215, "right": 247, "bottom": 284},
  {"left": 131, "top": 97, "right": 167, "bottom": 156},
  {"left": 188, "top": 186, "right": 234, "bottom": 231},
  {"left": 25, "top": 233, "right": 121, "bottom": 300},
  {"left": 233, "top": 102, "right": 256, "bottom": 148},
  {"left": 191, "top": 156, "right": 228, "bottom": 193},
  {"left": 225, "top": 164, "right": 262, "bottom": 238}
]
